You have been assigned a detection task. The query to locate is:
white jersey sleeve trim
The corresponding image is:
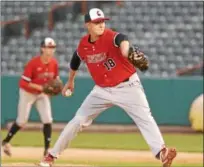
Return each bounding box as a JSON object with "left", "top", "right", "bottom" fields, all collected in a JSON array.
[
  {"left": 21, "top": 75, "right": 31, "bottom": 82},
  {"left": 76, "top": 51, "right": 82, "bottom": 61},
  {"left": 113, "top": 33, "right": 120, "bottom": 47}
]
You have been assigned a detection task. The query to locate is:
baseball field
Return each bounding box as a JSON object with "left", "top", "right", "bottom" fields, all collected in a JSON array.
[{"left": 1, "top": 130, "right": 203, "bottom": 167}]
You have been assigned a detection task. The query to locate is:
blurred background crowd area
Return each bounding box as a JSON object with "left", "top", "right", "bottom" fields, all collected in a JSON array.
[{"left": 1, "top": 1, "right": 203, "bottom": 77}]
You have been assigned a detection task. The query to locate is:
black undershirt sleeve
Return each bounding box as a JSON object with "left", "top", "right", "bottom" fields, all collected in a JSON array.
[
  {"left": 114, "top": 33, "right": 128, "bottom": 47},
  {"left": 70, "top": 50, "right": 81, "bottom": 70}
]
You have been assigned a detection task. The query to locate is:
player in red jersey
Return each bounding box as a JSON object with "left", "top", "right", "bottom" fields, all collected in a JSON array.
[
  {"left": 39, "top": 8, "right": 176, "bottom": 167},
  {"left": 2, "top": 37, "right": 59, "bottom": 156}
]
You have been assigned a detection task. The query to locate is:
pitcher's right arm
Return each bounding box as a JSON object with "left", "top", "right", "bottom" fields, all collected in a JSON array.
[{"left": 62, "top": 50, "right": 81, "bottom": 96}]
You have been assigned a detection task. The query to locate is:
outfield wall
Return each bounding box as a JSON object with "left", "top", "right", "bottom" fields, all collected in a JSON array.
[{"left": 1, "top": 76, "right": 203, "bottom": 127}]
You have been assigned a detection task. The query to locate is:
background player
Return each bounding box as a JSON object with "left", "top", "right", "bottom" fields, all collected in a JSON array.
[
  {"left": 2, "top": 37, "right": 59, "bottom": 156},
  {"left": 39, "top": 8, "right": 177, "bottom": 167}
]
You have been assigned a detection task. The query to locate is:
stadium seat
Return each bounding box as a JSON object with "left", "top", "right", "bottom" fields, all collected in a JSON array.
[{"left": 1, "top": 1, "right": 203, "bottom": 76}]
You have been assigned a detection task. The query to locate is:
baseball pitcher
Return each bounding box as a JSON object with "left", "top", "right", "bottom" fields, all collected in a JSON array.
[
  {"left": 2, "top": 37, "right": 63, "bottom": 156},
  {"left": 39, "top": 8, "right": 177, "bottom": 167}
]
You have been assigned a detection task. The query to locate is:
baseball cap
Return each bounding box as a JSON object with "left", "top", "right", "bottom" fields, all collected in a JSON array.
[
  {"left": 84, "top": 8, "right": 110, "bottom": 23},
  {"left": 41, "top": 37, "right": 56, "bottom": 48}
]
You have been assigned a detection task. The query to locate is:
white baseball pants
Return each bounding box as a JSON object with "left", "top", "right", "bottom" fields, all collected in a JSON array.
[
  {"left": 50, "top": 73, "right": 164, "bottom": 157},
  {"left": 16, "top": 88, "right": 53, "bottom": 126}
]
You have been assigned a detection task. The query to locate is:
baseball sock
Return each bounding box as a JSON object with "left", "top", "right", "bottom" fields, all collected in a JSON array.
[
  {"left": 3, "top": 122, "right": 21, "bottom": 143},
  {"left": 43, "top": 123, "right": 52, "bottom": 151},
  {"left": 156, "top": 151, "right": 161, "bottom": 159}
]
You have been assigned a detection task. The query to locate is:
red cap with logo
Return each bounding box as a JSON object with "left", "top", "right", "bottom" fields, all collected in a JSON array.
[
  {"left": 84, "top": 8, "right": 110, "bottom": 23},
  {"left": 41, "top": 37, "right": 56, "bottom": 48}
]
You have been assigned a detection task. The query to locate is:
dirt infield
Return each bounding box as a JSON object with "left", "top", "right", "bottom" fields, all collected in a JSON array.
[
  {"left": 1, "top": 147, "right": 203, "bottom": 166},
  {"left": 2, "top": 164, "right": 88, "bottom": 167},
  {"left": 5, "top": 123, "right": 199, "bottom": 133}
]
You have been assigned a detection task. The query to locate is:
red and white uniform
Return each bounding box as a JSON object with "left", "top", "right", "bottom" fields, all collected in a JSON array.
[
  {"left": 19, "top": 55, "right": 59, "bottom": 94},
  {"left": 16, "top": 55, "right": 58, "bottom": 126},
  {"left": 50, "top": 28, "right": 165, "bottom": 158},
  {"left": 77, "top": 28, "right": 136, "bottom": 87}
]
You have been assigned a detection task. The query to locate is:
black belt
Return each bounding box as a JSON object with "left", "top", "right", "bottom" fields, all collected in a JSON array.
[{"left": 122, "top": 78, "right": 129, "bottom": 82}]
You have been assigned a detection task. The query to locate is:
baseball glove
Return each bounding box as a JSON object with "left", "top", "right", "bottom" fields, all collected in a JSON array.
[
  {"left": 43, "top": 79, "right": 63, "bottom": 96},
  {"left": 128, "top": 46, "right": 149, "bottom": 71}
]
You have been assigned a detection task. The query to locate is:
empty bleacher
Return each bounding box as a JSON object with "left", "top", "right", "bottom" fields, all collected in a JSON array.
[{"left": 1, "top": 1, "right": 203, "bottom": 77}]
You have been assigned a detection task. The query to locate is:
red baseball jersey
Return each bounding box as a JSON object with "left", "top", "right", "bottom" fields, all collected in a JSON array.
[
  {"left": 77, "top": 28, "right": 136, "bottom": 87},
  {"left": 19, "top": 55, "right": 59, "bottom": 94}
]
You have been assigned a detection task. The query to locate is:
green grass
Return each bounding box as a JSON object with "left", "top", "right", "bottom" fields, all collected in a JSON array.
[
  {"left": 1, "top": 130, "right": 203, "bottom": 152},
  {"left": 2, "top": 158, "right": 203, "bottom": 167}
]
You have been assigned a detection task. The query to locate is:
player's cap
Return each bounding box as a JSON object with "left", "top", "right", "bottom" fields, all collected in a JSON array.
[
  {"left": 84, "top": 8, "right": 110, "bottom": 23},
  {"left": 41, "top": 37, "right": 56, "bottom": 48}
]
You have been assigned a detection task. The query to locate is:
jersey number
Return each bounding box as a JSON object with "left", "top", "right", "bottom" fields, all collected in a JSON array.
[{"left": 103, "top": 58, "right": 116, "bottom": 71}]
